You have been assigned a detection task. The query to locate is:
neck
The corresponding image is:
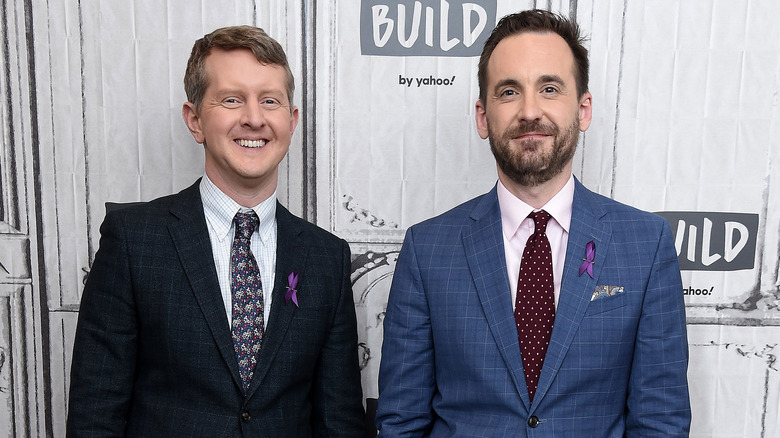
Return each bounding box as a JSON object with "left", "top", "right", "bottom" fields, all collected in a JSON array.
[
  {"left": 498, "top": 168, "right": 571, "bottom": 210},
  {"left": 206, "top": 172, "right": 276, "bottom": 208}
]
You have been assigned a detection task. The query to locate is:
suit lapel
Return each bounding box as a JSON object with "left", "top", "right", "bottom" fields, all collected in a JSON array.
[
  {"left": 532, "top": 179, "right": 612, "bottom": 407},
  {"left": 167, "top": 181, "right": 242, "bottom": 389},
  {"left": 246, "top": 203, "right": 308, "bottom": 398},
  {"left": 462, "top": 188, "right": 531, "bottom": 407}
]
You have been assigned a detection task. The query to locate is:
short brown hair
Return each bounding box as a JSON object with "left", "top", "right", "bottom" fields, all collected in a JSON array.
[
  {"left": 184, "top": 25, "right": 295, "bottom": 109},
  {"left": 478, "top": 9, "right": 589, "bottom": 103}
]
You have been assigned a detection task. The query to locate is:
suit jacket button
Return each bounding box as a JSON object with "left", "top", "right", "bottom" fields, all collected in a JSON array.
[
  {"left": 241, "top": 411, "right": 251, "bottom": 422},
  {"left": 527, "top": 415, "right": 539, "bottom": 428}
]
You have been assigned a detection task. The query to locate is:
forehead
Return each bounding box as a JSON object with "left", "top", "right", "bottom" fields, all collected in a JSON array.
[
  {"left": 203, "top": 48, "right": 287, "bottom": 94},
  {"left": 487, "top": 31, "right": 576, "bottom": 85}
]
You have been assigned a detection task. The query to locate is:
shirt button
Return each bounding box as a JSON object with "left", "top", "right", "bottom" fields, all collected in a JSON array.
[
  {"left": 527, "top": 415, "right": 539, "bottom": 428},
  {"left": 241, "top": 411, "right": 251, "bottom": 422}
]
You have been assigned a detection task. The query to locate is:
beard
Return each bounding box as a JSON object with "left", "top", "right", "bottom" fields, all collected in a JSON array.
[{"left": 488, "top": 115, "right": 580, "bottom": 187}]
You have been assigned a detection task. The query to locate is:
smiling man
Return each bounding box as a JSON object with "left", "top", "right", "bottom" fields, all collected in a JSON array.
[
  {"left": 67, "top": 26, "right": 364, "bottom": 437},
  {"left": 376, "top": 9, "right": 691, "bottom": 437}
]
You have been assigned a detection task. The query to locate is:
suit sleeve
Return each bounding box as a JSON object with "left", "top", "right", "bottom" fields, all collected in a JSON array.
[
  {"left": 376, "top": 228, "right": 436, "bottom": 436},
  {"left": 67, "top": 211, "right": 137, "bottom": 437},
  {"left": 310, "top": 239, "right": 366, "bottom": 437},
  {"left": 626, "top": 221, "right": 691, "bottom": 436}
]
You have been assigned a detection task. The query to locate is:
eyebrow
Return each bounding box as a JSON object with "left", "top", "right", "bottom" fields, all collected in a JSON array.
[
  {"left": 492, "top": 74, "right": 569, "bottom": 96},
  {"left": 493, "top": 78, "right": 521, "bottom": 95},
  {"left": 538, "top": 74, "right": 566, "bottom": 88}
]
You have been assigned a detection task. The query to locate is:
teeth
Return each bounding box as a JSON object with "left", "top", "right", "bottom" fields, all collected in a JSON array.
[{"left": 237, "top": 139, "right": 267, "bottom": 148}]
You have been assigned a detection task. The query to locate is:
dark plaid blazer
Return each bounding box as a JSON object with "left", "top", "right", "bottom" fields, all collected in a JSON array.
[{"left": 67, "top": 180, "right": 364, "bottom": 437}]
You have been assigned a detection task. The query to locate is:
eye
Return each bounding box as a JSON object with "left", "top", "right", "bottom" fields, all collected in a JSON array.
[
  {"left": 541, "top": 86, "right": 559, "bottom": 94},
  {"left": 499, "top": 89, "right": 517, "bottom": 97},
  {"left": 222, "top": 97, "right": 242, "bottom": 108},
  {"left": 260, "top": 98, "right": 283, "bottom": 110}
]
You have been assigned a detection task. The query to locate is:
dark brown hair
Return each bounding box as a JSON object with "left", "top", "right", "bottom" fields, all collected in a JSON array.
[{"left": 478, "top": 9, "right": 589, "bottom": 103}]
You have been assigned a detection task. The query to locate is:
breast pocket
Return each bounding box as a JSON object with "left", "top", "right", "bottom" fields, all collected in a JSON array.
[
  {"left": 284, "top": 305, "right": 333, "bottom": 348},
  {"left": 272, "top": 305, "right": 334, "bottom": 378},
  {"left": 572, "top": 291, "right": 635, "bottom": 361},
  {"left": 583, "top": 292, "right": 628, "bottom": 316}
]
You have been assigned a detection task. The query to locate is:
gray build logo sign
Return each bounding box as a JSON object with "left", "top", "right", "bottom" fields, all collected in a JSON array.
[
  {"left": 361, "top": 0, "right": 497, "bottom": 56},
  {"left": 656, "top": 212, "right": 759, "bottom": 271}
]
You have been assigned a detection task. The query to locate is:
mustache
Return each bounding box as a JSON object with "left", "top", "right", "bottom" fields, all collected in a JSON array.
[{"left": 503, "top": 120, "right": 558, "bottom": 139}]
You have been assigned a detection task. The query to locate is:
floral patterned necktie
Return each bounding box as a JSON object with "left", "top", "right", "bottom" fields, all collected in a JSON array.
[
  {"left": 231, "top": 211, "right": 264, "bottom": 393},
  {"left": 514, "top": 210, "right": 555, "bottom": 402}
]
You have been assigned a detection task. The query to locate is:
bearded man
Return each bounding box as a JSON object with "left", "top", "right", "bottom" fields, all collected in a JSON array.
[{"left": 376, "top": 9, "right": 691, "bottom": 437}]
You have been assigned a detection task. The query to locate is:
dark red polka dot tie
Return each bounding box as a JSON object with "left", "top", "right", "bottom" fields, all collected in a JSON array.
[
  {"left": 231, "top": 211, "right": 264, "bottom": 393},
  {"left": 514, "top": 210, "right": 555, "bottom": 402}
]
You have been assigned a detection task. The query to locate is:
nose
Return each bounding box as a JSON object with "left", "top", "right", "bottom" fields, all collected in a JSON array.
[
  {"left": 517, "top": 93, "right": 543, "bottom": 122},
  {"left": 240, "top": 100, "right": 266, "bottom": 128}
]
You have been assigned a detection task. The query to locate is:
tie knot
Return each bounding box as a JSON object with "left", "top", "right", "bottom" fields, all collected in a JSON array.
[
  {"left": 234, "top": 211, "right": 259, "bottom": 240},
  {"left": 529, "top": 210, "right": 551, "bottom": 234}
]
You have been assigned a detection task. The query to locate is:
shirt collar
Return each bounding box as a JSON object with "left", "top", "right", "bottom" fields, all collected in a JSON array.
[
  {"left": 200, "top": 174, "right": 277, "bottom": 243},
  {"left": 497, "top": 174, "right": 575, "bottom": 239}
]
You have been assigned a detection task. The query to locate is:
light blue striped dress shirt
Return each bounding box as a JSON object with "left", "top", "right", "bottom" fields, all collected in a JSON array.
[{"left": 200, "top": 175, "right": 277, "bottom": 327}]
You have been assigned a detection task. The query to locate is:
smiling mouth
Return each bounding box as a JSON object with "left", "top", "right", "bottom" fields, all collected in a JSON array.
[{"left": 236, "top": 139, "right": 267, "bottom": 148}]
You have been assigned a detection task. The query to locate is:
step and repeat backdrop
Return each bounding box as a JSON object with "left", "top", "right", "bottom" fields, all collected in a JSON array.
[{"left": 0, "top": 0, "right": 777, "bottom": 436}]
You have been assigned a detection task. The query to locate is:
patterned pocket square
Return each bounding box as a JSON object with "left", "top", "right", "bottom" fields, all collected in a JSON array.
[{"left": 591, "top": 285, "right": 624, "bottom": 301}]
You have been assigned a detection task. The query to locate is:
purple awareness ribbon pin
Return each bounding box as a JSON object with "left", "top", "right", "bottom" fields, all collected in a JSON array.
[
  {"left": 285, "top": 272, "right": 299, "bottom": 307},
  {"left": 579, "top": 241, "right": 595, "bottom": 278}
]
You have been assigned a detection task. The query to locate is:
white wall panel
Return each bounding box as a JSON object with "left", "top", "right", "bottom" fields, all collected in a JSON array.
[{"left": 1, "top": 0, "right": 778, "bottom": 436}]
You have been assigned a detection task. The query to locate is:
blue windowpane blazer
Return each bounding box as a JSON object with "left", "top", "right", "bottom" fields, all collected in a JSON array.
[{"left": 377, "top": 179, "right": 690, "bottom": 437}]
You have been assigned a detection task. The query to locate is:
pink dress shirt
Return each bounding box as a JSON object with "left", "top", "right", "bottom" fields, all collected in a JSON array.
[{"left": 497, "top": 175, "right": 575, "bottom": 309}]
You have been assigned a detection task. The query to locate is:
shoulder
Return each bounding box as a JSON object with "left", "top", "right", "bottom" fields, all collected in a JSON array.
[
  {"left": 101, "top": 182, "right": 203, "bottom": 230},
  {"left": 276, "top": 203, "right": 348, "bottom": 250},
  {"left": 574, "top": 182, "right": 671, "bottom": 237},
  {"left": 408, "top": 190, "right": 496, "bottom": 233}
]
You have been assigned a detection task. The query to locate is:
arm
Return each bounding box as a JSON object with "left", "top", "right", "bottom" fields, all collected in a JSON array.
[
  {"left": 376, "top": 228, "right": 436, "bottom": 436},
  {"left": 67, "top": 212, "right": 137, "bottom": 437},
  {"left": 310, "top": 239, "right": 365, "bottom": 437},
  {"left": 626, "top": 221, "right": 691, "bottom": 436}
]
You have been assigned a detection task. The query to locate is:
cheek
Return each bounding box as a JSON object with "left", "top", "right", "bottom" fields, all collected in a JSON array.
[
  {"left": 489, "top": 116, "right": 513, "bottom": 137},
  {"left": 271, "top": 115, "right": 295, "bottom": 137},
  {"left": 201, "top": 116, "right": 234, "bottom": 138},
  {"left": 490, "top": 105, "right": 519, "bottom": 126}
]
